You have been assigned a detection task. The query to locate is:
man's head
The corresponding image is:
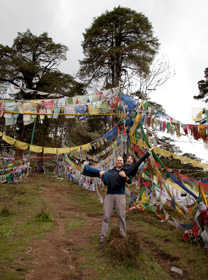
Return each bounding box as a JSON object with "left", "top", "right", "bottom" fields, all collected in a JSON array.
[{"left": 116, "top": 156, "right": 124, "bottom": 169}]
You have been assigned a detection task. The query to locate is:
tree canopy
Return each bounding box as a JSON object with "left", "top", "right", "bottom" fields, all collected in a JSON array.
[
  {"left": 78, "top": 6, "right": 159, "bottom": 89},
  {"left": 0, "top": 29, "right": 83, "bottom": 99},
  {"left": 194, "top": 67, "right": 208, "bottom": 102}
]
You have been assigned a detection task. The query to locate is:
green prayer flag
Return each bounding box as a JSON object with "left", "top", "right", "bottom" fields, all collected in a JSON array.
[
  {"left": 67, "top": 97, "right": 73, "bottom": 104},
  {"left": 147, "top": 205, "right": 157, "bottom": 213},
  {"left": 144, "top": 102, "right": 149, "bottom": 110}
]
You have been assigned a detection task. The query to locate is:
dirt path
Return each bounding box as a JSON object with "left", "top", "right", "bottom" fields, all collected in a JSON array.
[
  {"left": 24, "top": 179, "right": 183, "bottom": 280},
  {"left": 18, "top": 176, "right": 206, "bottom": 280},
  {"left": 25, "top": 181, "right": 102, "bottom": 280}
]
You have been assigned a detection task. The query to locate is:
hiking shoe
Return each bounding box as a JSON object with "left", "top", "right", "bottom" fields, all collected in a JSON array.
[
  {"left": 83, "top": 161, "right": 89, "bottom": 166},
  {"left": 99, "top": 237, "right": 106, "bottom": 244},
  {"left": 81, "top": 161, "right": 89, "bottom": 175}
]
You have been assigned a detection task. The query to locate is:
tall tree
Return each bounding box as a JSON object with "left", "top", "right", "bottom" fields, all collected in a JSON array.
[
  {"left": 194, "top": 67, "right": 208, "bottom": 102},
  {"left": 0, "top": 29, "right": 86, "bottom": 156},
  {"left": 79, "top": 6, "right": 159, "bottom": 89},
  {"left": 0, "top": 29, "right": 83, "bottom": 99}
]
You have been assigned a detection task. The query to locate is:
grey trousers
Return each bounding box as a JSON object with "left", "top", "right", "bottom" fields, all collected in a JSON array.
[{"left": 100, "top": 194, "right": 126, "bottom": 239}]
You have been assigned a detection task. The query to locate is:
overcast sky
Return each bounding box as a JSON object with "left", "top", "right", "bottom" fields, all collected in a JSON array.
[{"left": 1, "top": 0, "right": 208, "bottom": 160}]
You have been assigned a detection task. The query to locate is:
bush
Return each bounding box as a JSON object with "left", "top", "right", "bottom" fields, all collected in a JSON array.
[{"left": 35, "top": 210, "right": 54, "bottom": 222}]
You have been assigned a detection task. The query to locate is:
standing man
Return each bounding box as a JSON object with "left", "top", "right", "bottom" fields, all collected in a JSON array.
[
  {"left": 99, "top": 147, "right": 155, "bottom": 243},
  {"left": 99, "top": 156, "right": 131, "bottom": 243}
]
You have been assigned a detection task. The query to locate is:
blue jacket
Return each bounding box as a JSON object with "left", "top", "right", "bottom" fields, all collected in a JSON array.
[
  {"left": 106, "top": 152, "right": 150, "bottom": 194},
  {"left": 106, "top": 168, "right": 131, "bottom": 195}
]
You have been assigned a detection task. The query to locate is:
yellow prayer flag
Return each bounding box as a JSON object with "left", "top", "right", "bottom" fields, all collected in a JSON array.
[
  {"left": 69, "top": 146, "right": 81, "bottom": 152},
  {"left": 160, "top": 149, "right": 172, "bottom": 157},
  {"left": 30, "top": 145, "right": 43, "bottom": 153},
  {"left": 43, "top": 147, "right": 57, "bottom": 154},
  {"left": 88, "top": 108, "right": 99, "bottom": 115},
  {"left": 191, "top": 108, "right": 203, "bottom": 122},
  {"left": 135, "top": 114, "right": 141, "bottom": 123},
  {"left": 172, "top": 153, "right": 182, "bottom": 160},
  {"left": 15, "top": 140, "right": 29, "bottom": 150},
  {"left": 80, "top": 143, "right": 92, "bottom": 151},
  {"left": 139, "top": 191, "right": 149, "bottom": 204},
  {"left": 2, "top": 134, "right": 16, "bottom": 145},
  {"left": 56, "top": 147, "right": 70, "bottom": 154}
]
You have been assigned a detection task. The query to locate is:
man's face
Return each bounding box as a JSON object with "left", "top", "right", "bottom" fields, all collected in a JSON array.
[{"left": 116, "top": 157, "right": 123, "bottom": 169}]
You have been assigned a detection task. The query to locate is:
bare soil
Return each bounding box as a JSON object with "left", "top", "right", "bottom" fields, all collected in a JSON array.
[{"left": 24, "top": 179, "right": 102, "bottom": 280}]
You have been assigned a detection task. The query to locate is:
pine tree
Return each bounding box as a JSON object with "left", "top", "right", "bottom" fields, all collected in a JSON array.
[
  {"left": 0, "top": 29, "right": 84, "bottom": 98},
  {"left": 0, "top": 29, "right": 85, "bottom": 156},
  {"left": 194, "top": 68, "right": 208, "bottom": 102},
  {"left": 79, "top": 6, "right": 159, "bottom": 89}
]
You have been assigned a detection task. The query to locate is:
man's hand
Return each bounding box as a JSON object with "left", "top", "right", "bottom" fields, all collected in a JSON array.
[
  {"left": 99, "top": 171, "right": 105, "bottom": 178},
  {"left": 99, "top": 171, "right": 105, "bottom": 183},
  {"left": 119, "top": 170, "right": 127, "bottom": 178}
]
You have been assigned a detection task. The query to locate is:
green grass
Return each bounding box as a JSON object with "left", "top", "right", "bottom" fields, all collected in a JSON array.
[
  {"left": 126, "top": 209, "right": 208, "bottom": 279},
  {"left": 65, "top": 183, "right": 103, "bottom": 215},
  {"left": 0, "top": 174, "right": 208, "bottom": 280},
  {"left": 62, "top": 180, "right": 208, "bottom": 280},
  {"left": 60, "top": 183, "right": 172, "bottom": 279},
  {"left": 0, "top": 176, "right": 55, "bottom": 279},
  {"left": 78, "top": 234, "right": 171, "bottom": 280},
  {"left": 66, "top": 214, "right": 88, "bottom": 231}
]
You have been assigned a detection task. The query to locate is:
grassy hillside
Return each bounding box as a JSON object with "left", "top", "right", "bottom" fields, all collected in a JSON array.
[{"left": 0, "top": 174, "right": 207, "bottom": 279}]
